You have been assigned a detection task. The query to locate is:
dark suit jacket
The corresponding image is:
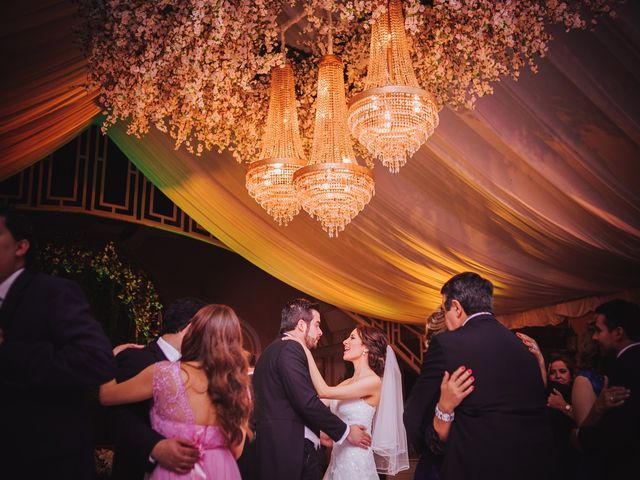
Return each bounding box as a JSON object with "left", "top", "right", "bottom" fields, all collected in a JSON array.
[
  {"left": 252, "top": 338, "right": 347, "bottom": 480},
  {"left": 579, "top": 343, "right": 640, "bottom": 477},
  {"left": 0, "top": 271, "right": 115, "bottom": 479},
  {"left": 404, "top": 314, "right": 554, "bottom": 480},
  {"left": 110, "top": 340, "right": 168, "bottom": 480}
]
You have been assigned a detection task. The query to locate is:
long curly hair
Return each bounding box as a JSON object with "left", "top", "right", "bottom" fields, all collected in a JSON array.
[
  {"left": 180, "top": 304, "right": 252, "bottom": 446},
  {"left": 356, "top": 326, "right": 388, "bottom": 377}
]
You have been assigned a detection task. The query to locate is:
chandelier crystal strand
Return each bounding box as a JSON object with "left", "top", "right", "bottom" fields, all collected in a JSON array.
[
  {"left": 245, "top": 60, "right": 307, "bottom": 226},
  {"left": 348, "top": 0, "right": 439, "bottom": 173},
  {"left": 294, "top": 14, "right": 375, "bottom": 238}
]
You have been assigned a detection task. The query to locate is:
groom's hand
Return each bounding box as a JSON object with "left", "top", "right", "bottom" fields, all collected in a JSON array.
[
  {"left": 347, "top": 424, "right": 371, "bottom": 449},
  {"left": 151, "top": 438, "right": 200, "bottom": 474},
  {"left": 320, "top": 431, "right": 333, "bottom": 448}
]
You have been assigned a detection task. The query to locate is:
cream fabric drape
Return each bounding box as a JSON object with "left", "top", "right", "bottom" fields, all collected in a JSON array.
[{"left": 1, "top": 1, "right": 639, "bottom": 326}]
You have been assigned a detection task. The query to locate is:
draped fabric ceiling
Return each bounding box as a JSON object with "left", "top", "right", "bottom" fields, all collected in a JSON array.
[{"left": 2, "top": 0, "right": 639, "bottom": 327}]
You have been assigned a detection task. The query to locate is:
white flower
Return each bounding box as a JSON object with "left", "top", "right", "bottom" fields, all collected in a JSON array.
[{"left": 78, "top": 0, "right": 621, "bottom": 161}]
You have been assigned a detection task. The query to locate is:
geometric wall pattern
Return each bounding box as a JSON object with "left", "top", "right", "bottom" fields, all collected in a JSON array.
[
  {"left": 0, "top": 126, "right": 425, "bottom": 370},
  {"left": 0, "top": 126, "right": 227, "bottom": 250},
  {"left": 344, "top": 311, "right": 427, "bottom": 374}
]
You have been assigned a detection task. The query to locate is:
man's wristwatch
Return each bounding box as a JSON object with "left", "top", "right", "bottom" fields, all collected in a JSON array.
[{"left": 435, "top": 404, "right": 455, "bottom": 423}]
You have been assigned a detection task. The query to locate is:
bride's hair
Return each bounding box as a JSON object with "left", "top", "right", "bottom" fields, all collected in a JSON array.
[
  {"left": 357, "top": 326, "right": 388, "bottom": 376},
  {"left": 181, "top": 304, "right": 252, "bottom": 446}
]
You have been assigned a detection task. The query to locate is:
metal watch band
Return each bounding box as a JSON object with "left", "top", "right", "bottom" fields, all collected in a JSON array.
[{"left": 434, "top": 404, "right": 455, "bottom": 423}]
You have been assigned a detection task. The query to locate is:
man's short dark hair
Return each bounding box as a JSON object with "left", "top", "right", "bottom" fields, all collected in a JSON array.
[
  {"left": 595, "top": 299, "right": 640, "bottom": 342},
  {"left": 441, "top": 272, "right": 493, "bottom": 315},
  {"left": 0, "top": 206, "right": 37, "bottom": 268},
  {"left": 280, "top": 298, "right": 320, "bottom": 335},
  {"left": 161, "top": 297, "right": 207, "bottom": 335}
]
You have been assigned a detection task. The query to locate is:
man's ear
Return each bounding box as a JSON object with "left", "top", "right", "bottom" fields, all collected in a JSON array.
[
  {"left": 613, "top": 326, "right": 626, "bottom": 341},
  {"left": 15, "top": 239, "right": 30, "bottom": 259},
  {"left": 296, "top": 319, "right": 306, "bottom": 332},
  {"left": 451, "top": 299, "right": 464, "bottom": 318}
]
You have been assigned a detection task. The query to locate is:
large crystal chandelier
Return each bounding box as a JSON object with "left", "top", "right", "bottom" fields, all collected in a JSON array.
[
  {"left": 245, "top": 61, "right": 307, "bottom": 225},
  {"left": 293, "top": 22, "right": 375, "bottom": 238},
  {"left": 348, "top": 0, "right": 439, "bottom": 173}
]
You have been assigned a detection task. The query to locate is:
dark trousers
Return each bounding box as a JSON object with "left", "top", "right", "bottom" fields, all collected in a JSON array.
[{"left": 301, "top": 439, "right": 325, "bottom": 480}]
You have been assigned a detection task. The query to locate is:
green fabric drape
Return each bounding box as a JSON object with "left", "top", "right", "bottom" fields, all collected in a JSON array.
[{"left": 2, "top": 0, "right": 639, "bottom": 325}]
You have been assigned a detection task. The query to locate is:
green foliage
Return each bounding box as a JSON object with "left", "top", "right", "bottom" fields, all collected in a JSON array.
[{"left": 40, "top": 242, "right": 162, "bottom": 342}]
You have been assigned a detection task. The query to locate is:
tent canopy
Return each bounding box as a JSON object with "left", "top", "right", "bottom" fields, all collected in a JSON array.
[{"left": 2, "top": 0, "right": 639, "bottom": 327}]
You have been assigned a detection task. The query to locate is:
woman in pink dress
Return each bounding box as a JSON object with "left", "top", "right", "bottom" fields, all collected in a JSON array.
[{"left": 100, "top": 304, "right": 252, "bottom": 479}]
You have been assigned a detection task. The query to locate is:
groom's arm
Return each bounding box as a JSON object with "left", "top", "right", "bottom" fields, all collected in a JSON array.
[
  {"left": 279, "top": 341, "right": 347, "bottom": 441},
  {"left": 403, "top": 336, "right": 446, "bottom": 453}
]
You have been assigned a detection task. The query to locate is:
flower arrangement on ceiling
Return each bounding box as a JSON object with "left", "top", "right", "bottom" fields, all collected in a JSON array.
[
  {"left": 80, "top": 0, "right": 618, "bottom": 164},
  {"left": 79, "top": 0, "right": 618, "bottom": 235}
]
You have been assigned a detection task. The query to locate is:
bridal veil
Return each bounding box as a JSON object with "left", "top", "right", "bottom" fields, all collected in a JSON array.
[{"left": 371, "top": 345, "right": 410, "bottom": 475}]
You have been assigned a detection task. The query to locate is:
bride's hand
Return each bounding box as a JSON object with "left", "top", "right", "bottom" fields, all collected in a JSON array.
[{"left": 438, "top": 366, "right": 474, "bottom": 413}]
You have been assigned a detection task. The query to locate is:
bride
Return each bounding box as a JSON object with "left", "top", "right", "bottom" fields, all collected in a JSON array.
[{"left": 288, "top": 325, "right": 409, "bottom": 479}]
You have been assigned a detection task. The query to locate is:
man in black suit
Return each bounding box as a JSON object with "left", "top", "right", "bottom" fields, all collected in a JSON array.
[
  {"left": 579, "top": 299, "right": 640, "bottom": 477},
  {"left": 110, "top": 297, "right": 206, "bottom": 479},
  {"left": 252, "top": 298, "right": 371, "bottom": 480},
  {"left": 0, "top": 208, "right": 115, "bottom": 479},
  {"left": 404, "top": 272, "right": 553, "bottom": 480}
]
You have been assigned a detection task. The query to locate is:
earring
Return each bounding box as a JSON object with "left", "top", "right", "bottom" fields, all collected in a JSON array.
[{"left": 362, "top": 350, "right": 368, "bottom": 356}]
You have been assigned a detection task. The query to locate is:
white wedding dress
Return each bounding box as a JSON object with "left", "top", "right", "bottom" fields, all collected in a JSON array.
[{"left": 323, "top": 398, "right": 379, "bottom": 480}]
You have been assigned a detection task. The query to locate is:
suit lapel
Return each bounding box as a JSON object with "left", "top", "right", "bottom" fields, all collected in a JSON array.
[{"left": 0, "top": 270, "right": 33, "bottom": 330}]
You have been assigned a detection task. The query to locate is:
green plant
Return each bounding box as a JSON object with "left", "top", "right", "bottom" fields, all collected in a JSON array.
[{"left": 40, "top": 241, "right": 162, "bottom": 342}]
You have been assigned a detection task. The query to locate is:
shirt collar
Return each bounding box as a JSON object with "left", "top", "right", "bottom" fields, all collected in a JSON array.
[
  {"left": 462, "top": 311, "right": 492, "bottom": 327},
  {"left": 0, "top": 268, "right": 25, "bottom": 302},
  {"left": 157, "top": 336, "right": 181, "bottom": 362},
  {"left": 617, "top": 342, "right": 640, "bottom": 359}
]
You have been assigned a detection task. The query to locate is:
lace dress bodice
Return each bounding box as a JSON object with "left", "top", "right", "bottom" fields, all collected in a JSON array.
[
  {"left": 149, "top": 361, "right": 240, "bottom": 479},
  {"left": 323, "top": 398, "right": 379, "bottom": 480}
]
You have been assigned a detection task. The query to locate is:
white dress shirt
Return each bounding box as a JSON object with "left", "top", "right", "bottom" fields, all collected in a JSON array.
[
  {"left": 0, "top": 268, "right": 24, "bottom": 310},
  {"left": 462, "top": 311, "right": 492, "bottom": 327},
  {"left": 617, "top": 342, "right": 640, "bottom": 358},
  {"left": 156, "top": 336, "right": 181, "bottom": 361}
]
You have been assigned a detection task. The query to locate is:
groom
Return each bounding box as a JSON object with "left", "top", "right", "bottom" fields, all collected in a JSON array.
[{"left": 253, "top": 298, "right": 371, "bottom": 480}]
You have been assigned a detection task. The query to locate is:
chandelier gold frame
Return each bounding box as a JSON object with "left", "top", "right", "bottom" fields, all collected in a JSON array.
[
  {"left": 347, "top": 0, "right": 439, "bottom": 173},
  {"left": 293, "top": 49, "right": 375, "bottom": 238},
  {"left": 246, "top": 60, "right": 308, "bottom": 226}
]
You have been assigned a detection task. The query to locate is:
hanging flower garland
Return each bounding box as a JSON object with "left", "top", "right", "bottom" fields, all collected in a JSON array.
[
  {"left": 40, "top": 242, "right": 162, "bottom": 341},
  {"left": 78, "top": 0, "right": 620, "bottom": 163}
]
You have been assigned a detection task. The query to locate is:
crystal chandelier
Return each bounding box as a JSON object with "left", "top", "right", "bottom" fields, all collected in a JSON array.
[
  {"left": 347, "top": 0, "right": 439, "bottom": 173},
  {"left": 293, "top": 25, "right": 375, "bottom": 238},
  {"left": 245, "top": 61, "right": 307, "bottom": 225}
]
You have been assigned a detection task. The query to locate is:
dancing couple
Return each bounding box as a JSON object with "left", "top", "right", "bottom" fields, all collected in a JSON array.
[
  {"left": 252, "top": 298, "right": 410, "bottom": 480},
  {"left": 99, "top": 299, "right": 418, "bottom": 479}
]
